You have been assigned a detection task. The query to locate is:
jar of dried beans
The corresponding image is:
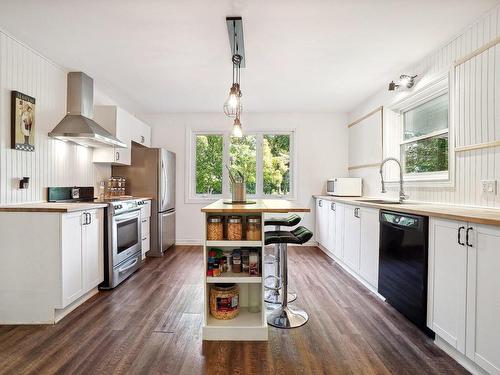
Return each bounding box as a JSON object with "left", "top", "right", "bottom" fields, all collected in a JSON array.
[
  {"left": 227, "top": 216, "right": 243, "bottom": 240},
  {"left": 207, "top": 216, "right": 224, "bottom": 240},
  {"left": 246, "top": 216, "right": 261, "bottom": 241}
]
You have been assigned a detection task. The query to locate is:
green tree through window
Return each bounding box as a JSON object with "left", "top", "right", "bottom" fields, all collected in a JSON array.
[
  {"left": 195, "top": 135, "right": 223, "bottom": 194},
  {"left": 263, "top": 134, "right": 290, "bottom": 195}
]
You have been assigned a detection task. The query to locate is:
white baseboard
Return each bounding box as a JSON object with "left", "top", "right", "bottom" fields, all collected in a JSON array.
[
  {"left": 316, "top": 243, "right": 385, "bottom": 301},
  {"left": 54, "top": 288, "right": 99, "bottom": 323},
  {"left": 434, "top": 336, "right": 489, "bottom": 375},
  {"left": 175, "top": 239, "right": 204, "bottom": 246}
]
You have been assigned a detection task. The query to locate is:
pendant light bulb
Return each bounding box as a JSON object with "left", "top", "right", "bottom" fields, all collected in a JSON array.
[
  {"left": 232, "top": 116, "right": 243, "bottom": 138},
  {"left": 223, "top": 83, "right": 241, "bottom": 117}
]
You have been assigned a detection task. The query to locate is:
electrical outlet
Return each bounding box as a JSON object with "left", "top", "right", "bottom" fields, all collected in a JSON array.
[{"left": 481, "top": 180, "right": 497, "bottom": 194}]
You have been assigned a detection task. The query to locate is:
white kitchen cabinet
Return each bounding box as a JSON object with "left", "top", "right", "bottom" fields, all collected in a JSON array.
[
  {"left": 83, "top": 210, "right": 104, "bottom": 290},
  {"left": 465, "top": 224, "right": 500, "bottom": 374},
  {"left": 61, "top": 209, "right": 104, "bottom": 307},
  {"left": 343, "top": 205, "right": 361, "bottom": 271},
  {"left": 326, "top": 201, "right": 345, "bottom": 259},
  {"left": 429, "top": 218, "right": 500, "bottom": 374},
  {"left": 140, "top": 200, "right": 152, "bottom": 259},
  {"left": 315, "top": 198, "right": 329, "bottom": 247},
  {"left": 0, "top": 208, "right": 104, "bottom": 324},
  {"left": 428, "top": 218, "right": 468, "bottom": 353},
  {"left": 92, "top": 105, "right": 151, "bottom": 165},
  {"left": 359, "top": 207, "right": 379, "bottom": 288},
  {"left": 326, "top": 201, "right": 336, "bottom": 252},
  {"left": 61, "top": 212, "right": 84, "bottom": 306}
]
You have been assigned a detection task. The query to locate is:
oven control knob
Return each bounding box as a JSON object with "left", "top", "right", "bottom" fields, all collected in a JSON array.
[{"left": 116, "top": 204, "right": 122, "bottom": 210}]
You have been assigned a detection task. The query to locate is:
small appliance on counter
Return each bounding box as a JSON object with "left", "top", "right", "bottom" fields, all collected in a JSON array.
[{"left": 326, "top": 177, "right": 362, "bottom": 196}]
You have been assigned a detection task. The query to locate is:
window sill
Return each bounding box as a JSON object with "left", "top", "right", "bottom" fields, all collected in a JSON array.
[{"left": 385, "top": 173, "right": 454, "bottom": 188}]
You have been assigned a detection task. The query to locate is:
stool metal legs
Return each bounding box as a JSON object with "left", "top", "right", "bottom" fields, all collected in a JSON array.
[
  {"left": 264, "top": 243, "right": 297, "bottom": 304},
  {"left": 267, "top": 243, "right": 309, "bottom": 329}
]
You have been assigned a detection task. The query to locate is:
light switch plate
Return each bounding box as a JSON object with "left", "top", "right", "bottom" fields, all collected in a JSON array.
[{"left": 481, "top": 180, "right": 497, "bottom": 194}]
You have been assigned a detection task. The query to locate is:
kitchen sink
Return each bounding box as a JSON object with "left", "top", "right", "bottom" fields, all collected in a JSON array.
[{"left": 357, "top": 199, "right": 404, "bottom": 204}]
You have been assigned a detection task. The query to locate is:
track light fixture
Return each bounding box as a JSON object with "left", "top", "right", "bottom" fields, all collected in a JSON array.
[{"left": 388, "top": 74, "right": 417, "bottom": 91}]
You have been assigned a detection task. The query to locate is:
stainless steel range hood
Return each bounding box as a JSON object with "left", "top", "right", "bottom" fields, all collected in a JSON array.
[{"left": 49, "top": 72, "right": 126, "bottom": 148}]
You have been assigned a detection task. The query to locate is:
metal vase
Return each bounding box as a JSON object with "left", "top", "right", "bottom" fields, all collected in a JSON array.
[{"left": 231, "top": 182, "right": 246, "bottom": 203}]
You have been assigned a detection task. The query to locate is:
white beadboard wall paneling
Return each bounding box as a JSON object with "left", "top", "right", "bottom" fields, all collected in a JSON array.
[
  {"left": 0, "top": 31, "right": 111, "bottom": 204},
  {"left": 348, "top": 5, "right": 500, "bottom": 208}
]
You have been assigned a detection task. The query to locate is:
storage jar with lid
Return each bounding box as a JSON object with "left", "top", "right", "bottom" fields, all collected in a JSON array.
[
  {"left": 246, "top": 216, "right": 261, "bottom": 241},
  {"left": 207, "top": 216, "right": 224, "bottom": 240},
  {"left": 209, "top": 283, "right": 240, "bottom": 320},
  {"left": 227, "top": 216, "right": 243, "bottom": 240}
]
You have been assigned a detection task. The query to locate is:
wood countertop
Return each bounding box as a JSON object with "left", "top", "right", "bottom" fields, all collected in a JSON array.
[
  {"left": 313, "top": 195, "right": 500, "bottom": 227},
  {"left": 0, "top": 202, "right": 108, "bottom": 213},
  {"left": 201, "top": 199, "right": 310, "bottom": 213}
]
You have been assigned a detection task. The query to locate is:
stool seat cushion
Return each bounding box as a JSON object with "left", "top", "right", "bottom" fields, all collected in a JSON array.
[
  {"left": 264, "top": 214, "right": 301, "bottom": 227},
  {"left": 265, "top": 226, "right": 313, "bottom": 245}
]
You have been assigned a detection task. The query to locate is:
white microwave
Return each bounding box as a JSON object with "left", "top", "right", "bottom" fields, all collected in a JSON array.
[{"left": 326, "top": 178, "right": 362, "bottom": 196}]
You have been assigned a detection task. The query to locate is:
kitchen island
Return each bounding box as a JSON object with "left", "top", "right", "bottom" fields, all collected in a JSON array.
[{"left": 201, "top": 199, "right": 310, "bottom": 341}]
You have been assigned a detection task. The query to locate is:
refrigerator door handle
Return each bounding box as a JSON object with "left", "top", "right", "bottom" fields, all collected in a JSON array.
[{"left": 161, "top": 160, "right": 168, "bottom": 208}]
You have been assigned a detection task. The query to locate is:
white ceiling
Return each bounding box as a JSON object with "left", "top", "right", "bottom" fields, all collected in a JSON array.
[{"left": 0, "top": 0, "right": 498, "bottom": 114}]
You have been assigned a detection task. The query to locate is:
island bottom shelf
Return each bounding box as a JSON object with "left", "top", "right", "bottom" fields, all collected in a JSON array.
[
  {"left": 203, "top": 282, "right": 268, "bottom": 341},
  {"left": 203, "top": 308, "right": 268, "bottom": 341}
]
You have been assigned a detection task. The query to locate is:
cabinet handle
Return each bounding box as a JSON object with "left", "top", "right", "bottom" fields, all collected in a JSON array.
[
  {"left": 331, "top": 202, "right": 336, "bottom": 211},
  {"left": 141, "top": 135, "right": 145, "bottom": 143},
  {"left": 116, "top": 152, "right": 120, "bottom": 161},
  {"left": 318, "top": 200, "right": 322, "bottom": 207},
  {"left": 141, "top": 218, "right": 147, "bottom": 223},
  {"left": 458, "top": 226, "right": 465, "bottom": 246},
  {"left": 82, "top": 213, "right": 87, "bottom": 225},
  {"left": 466, "top": 227, "right": 473, "bottom": 247}
]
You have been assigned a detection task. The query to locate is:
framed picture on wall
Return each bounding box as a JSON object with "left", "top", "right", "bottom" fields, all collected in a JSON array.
[{"left": 11, "top": 91, "right": 36, "bottom": 151}]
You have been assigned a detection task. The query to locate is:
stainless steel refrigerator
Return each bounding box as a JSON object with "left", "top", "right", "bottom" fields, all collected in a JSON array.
[{"left": 113, "top": 146, "right": 175, "bottom": 256}]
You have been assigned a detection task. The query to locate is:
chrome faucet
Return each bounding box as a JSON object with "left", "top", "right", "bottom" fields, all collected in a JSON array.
[{"left": 379, "top": 157, "right": 409, "bottom": 203}]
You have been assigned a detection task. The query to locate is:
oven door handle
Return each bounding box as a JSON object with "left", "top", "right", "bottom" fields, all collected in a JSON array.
[
  {"left": 114, "top": 209, "right": 141, "bottom": 223},
  {"left": 118, "top": 257, "right": 139, "bottom": 273}
]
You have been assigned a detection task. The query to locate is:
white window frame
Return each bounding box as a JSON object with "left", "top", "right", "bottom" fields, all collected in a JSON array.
[
  {"left": 185, "top": 128, "right": 296, "bottom": 203},
  {"left": 387, "top": 71, "right": 455, "bottom": 187}
]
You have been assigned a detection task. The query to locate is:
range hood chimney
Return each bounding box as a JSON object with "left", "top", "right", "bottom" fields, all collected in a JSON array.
[{"left": 48, "top": 72, "right": 126, "bottom": 148}]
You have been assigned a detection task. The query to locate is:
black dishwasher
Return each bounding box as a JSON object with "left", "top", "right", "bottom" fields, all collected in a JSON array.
[{"left": 378, "top": 210, "right": 434, "bottom": 338}]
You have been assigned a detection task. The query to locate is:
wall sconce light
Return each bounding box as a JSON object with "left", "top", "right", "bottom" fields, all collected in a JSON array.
[{"left": 388, "top": 74, "right": 417, "bottom": 91}]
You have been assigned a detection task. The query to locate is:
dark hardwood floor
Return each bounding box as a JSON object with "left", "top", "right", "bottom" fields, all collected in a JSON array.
[{"left": 0, "top": 245, "right": 468, "bottom": 375}]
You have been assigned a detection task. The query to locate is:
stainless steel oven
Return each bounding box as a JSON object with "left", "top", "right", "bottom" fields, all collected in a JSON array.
[
  {"left": 112, "top": 208, "right": 141, "bottom": 266},
  {"left": 100, "top": 199, "right": 143, "bottom": 289}
]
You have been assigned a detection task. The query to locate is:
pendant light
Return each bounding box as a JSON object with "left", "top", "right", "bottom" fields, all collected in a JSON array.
[
  {"left": 232, "top": 114, "right": 243, "bottom": 138},
  {"left": 224, "top": 17, "right": 246, "bottom": 135},
  {"left": 223, "top": 48, "right": 243, "bottom": 117}
]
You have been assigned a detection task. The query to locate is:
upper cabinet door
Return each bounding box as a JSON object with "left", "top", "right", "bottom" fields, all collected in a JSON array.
[
  {"left": 343, "top": 205, "right": 361, "bottom": 271},
  {"left": 359, "top": 207, "right": 379, "bottom": 288},
  {"left": 466, "top": 224, "right": 500, "bottom": 374},
  {"left": 92, "top": 105, "right": 151, "bottom": 165},
  {"left": 428, "top": 218, "right": 467, "bottom": 354}
]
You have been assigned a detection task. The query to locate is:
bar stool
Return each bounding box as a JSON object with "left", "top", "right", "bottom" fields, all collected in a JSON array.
[
  {"left": 264, "top": 214, "right": 301, "bottom": 304},
  {"left": 265, "top": 226, "right": 313, "bottom": 328}
]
